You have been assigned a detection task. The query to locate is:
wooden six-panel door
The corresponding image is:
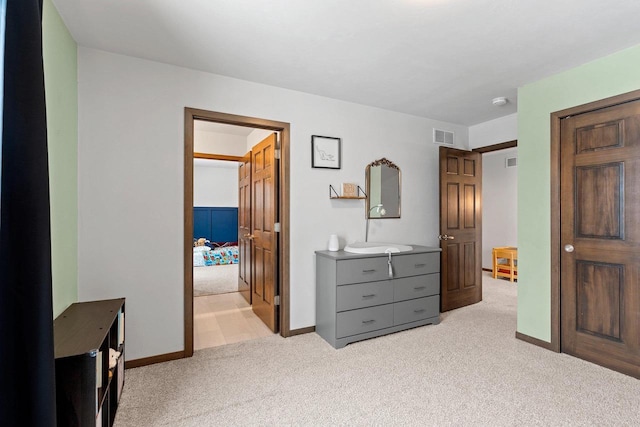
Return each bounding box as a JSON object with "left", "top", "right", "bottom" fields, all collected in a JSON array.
[
  {"left": 251, "top": 134, "right": 279, "bottom": 332},
  {"left": 439, "top": 147, "right": 482, "bottom": 311},
  {"left": 238, "top": 152, "right": 251, "bottom": 304},
  {"left": 560, "top": 100, "right": 640, "bottom": 378}
]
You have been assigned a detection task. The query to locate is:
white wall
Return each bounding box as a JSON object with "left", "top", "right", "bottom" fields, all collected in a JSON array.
[
  {"left": 469, "top": 113, "right": 517, "bottom": 149},
  {"left": 193, "top": 159, "right": 238, "bottom": 207},
  {"left": 194, "top": 130, "right": 248, "bottom": 156},
  {"left": 247, "top": 128, "right": 274, "bottom": 151},
  {"left": 481, "top": 147, "right": 518, "bottom": 269},
  {"left": 77, "top": 47, "right": 469, "bottom": 360}
]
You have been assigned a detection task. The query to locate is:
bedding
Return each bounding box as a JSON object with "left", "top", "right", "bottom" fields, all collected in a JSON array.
[{"left": 194, "top": 245, "right": 239, "bottom": 267}]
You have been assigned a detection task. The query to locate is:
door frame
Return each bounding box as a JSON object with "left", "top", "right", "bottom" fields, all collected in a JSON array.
[
  {"left": 184, "top": 107, "right": 291, "bottom": 358},
  {"left": 472, "top": 140, "right": 517, "bottom": 274},
  {"left": 549, "top": 88, "right": 640, "bottom": 354},
  {"left": 472, "top": 140, "right": 517, "bottom": 154}
]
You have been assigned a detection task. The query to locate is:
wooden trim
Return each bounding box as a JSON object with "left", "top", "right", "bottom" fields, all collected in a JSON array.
[
  {"left": 187, "top": 107, "right": 287, "bottom": 131},
  {"left": 279, "top": 124, "right": 292, "bottom": 337},
  {"left": 184, "top": 109, "right": 195, "bottom": 358},
  {"left": 184, "top": 108, "right": 292, "bottom": 356},
  {"left": 554, "top": 88, "right": 640, "bottom": 118},
  {"left": 125, "top": 351, "right": 185, "bottom": 369},
  {"left": 472, "top": 140, "right": 517, "bottom": 153},
  {"left": 194, "top": 152, "right": 243, "bottom": 162},
  {"left": 515, "top": 332, "right": 557, "bottom": 352},
  {"left": 549, "top": 111, "right": 562, "bottom": 353},
  {"left": 549, "top": 88, "right": 640, "bottom": 355},
  {"left": 288, "top": 326, "right": 315, "bottom": 336}
]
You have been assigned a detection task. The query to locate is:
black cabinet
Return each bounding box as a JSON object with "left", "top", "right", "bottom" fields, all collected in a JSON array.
[{"left": 54, "top": 298, "right": 125, "bottom": 427}]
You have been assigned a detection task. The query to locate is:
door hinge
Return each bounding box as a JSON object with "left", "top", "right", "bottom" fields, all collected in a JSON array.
[
  {"left": 274, "top": 222, "right": 281, "bottom": 233},
  {"left": 274, "top": 295, "right": 280, "bottom": 306},
  {"left": 275, "top": 148, "right": 281, "bottom": 160}
]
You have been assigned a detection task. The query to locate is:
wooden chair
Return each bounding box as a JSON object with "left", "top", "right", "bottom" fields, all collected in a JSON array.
[{"left": 492, "top": 247, "right": 517, "bottom": 282}]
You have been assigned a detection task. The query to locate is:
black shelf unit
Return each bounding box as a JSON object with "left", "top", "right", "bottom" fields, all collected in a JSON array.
[{"left": 54, "top": 298, "right": 125, "bottom": 427}]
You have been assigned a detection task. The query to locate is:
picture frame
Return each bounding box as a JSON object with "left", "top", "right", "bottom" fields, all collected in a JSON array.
[{"left": 311, "top": 135, "right": 341, "bottom": 169}]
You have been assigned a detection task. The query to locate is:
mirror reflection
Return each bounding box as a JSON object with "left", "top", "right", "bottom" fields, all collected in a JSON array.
[{"left": 366, "top": 158, "right": 401, "bottom": 219}]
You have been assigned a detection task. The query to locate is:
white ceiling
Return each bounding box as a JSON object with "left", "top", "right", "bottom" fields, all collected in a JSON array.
[{"left": 53, "top": 0, "right": 640, "bottom": 126}]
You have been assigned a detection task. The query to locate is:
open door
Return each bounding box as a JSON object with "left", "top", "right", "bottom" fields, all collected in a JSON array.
[
  {"left": 251, "top": 133, "right": 279, "bottom": 332},
  {"left": 238, "top": 151, "right": 251, "bottom": 303},
  {"left": 439, "top": 146, "right": 482, "bottom": 311}
]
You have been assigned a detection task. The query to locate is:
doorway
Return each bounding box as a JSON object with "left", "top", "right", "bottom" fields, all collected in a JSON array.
[
  {"left": 192, "top": 148, "right": 270, "bottom": 351},
  {"left": 475, "top": 141, "right": 518, "bottom": 279},
  {"left": 184, "top": 108, "right": 291, "bottom": 357},
  {"left": 438, "top": 141, "right": 517, "bottom": 311},
  {"left": 551, "top": 90, "right": 640, "bottom": 378}
]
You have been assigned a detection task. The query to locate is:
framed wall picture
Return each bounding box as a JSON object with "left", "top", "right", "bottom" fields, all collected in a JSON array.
[{"left": 311, "top": 135, "right": 341, "bottom": 169}]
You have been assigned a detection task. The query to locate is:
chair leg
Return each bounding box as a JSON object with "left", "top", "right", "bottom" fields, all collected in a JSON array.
[{"left": 492, "top": 252, "right": 497, "bottom": 278}]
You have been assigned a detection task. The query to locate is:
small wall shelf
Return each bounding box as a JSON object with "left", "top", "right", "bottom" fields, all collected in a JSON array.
[{"left": 329, "top": 185, "right": 367, "bottom": 199}]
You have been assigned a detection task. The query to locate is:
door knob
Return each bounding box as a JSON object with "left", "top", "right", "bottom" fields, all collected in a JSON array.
[
  {"left": 243, "top": 233, "right": 255, "bottom": 240},
  {"left": 438, "top": 234, "right": 455, "bottom": 241},
  {"left": 564, "top": 244, "right": 574, "bottom": 253}
]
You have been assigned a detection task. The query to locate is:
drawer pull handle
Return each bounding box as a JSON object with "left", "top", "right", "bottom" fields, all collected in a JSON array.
[
  {"left": 362, "top": 294, "right": 376, "bottom": 298},
  {"left": 413, "top": 309, "right": 426, "bottom": 313},
  {"left": 362, "top": 319, "right": 376, "bottom": 324},
  {"left": 413, "top": 286, "right": 426, "bottom": 290},
  {"left": 415, "top": 263, "right": 426, "bottom": 268},
  {"left": 362, "top": 269, "right": 376, "bottom": 273}
]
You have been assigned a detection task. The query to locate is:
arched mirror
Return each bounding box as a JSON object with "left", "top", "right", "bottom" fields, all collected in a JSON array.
[{"left": 366, "top": 158, "right": 401, "bottom": 219}]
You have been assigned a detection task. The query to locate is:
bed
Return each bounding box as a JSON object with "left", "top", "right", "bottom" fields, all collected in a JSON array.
[{"left": 193, "top": 244, "right": 239, "bottom": 267}]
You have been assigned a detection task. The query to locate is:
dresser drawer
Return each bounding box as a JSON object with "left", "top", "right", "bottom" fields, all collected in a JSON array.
[
  {"left": 393, "top": 274, "right": 440, "bottom": 302},
  {"left": 393, "top": 296, "right": 439, "bottom": 326},
  {"left": 337, "top": 258, "right": 389, "bottom": 284},
  {"left": 336, "top": 305, "right": 393, "bottom": 338},
  {"left": 337, "top": 281, "right": 393, "bottom": 312},
  {"left": 393, "top": 253, "right": 440, "bottom": 278}
]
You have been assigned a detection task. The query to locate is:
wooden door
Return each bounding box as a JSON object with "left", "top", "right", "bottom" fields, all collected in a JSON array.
[
  {"left": 238, "top": 152, "right": 251, "bottom": 303},
  {"left": 560, "top": 100, "right": 640, "bottom": 378},
  {"left": 251, "top": 133, "right": 279, "bottom": 332},
  {"left": 439, "top": 147, "right": 482, "bottom": 311}
]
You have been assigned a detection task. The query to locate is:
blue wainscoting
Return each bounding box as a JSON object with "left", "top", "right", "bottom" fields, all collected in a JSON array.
[{"left": 193, "top": 207, "right": 238, "bottom": 244}]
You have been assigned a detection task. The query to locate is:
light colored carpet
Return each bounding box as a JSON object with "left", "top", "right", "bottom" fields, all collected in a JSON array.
[
  {"left": 115, "top": 273, "right": 640, "bottom": 426},
  {"left": 193, "top": 264, "right": 239, "bottom": 296}
]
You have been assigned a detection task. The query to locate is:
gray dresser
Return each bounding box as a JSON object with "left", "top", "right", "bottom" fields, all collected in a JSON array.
[{"left": 315, "top": 245, "right": 441, "bottom": 348}]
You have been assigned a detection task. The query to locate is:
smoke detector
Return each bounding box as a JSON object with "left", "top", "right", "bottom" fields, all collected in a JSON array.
[{"left": 492, "top": 97, "right": 508, "bottom": 106}]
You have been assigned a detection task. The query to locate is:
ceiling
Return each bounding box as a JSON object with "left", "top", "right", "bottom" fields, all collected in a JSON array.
[{"left": 53, "top": 0, "right": 640, "bottom": 126}]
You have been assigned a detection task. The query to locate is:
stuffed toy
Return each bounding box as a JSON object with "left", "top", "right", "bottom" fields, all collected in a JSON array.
[{"left": 109, "top": 348, "right": 121, "bottom": 369}]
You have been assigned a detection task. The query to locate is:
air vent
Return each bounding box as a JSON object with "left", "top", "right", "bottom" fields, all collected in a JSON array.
[
  {"left": 506, "top": 157, "right": 517, "bottom": 168},
  {"left": 433, "top": 129, "right": 454, "bottom": 145}
]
